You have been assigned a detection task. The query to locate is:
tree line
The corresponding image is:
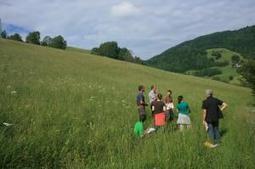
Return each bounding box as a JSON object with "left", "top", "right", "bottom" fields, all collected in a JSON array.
[
  {"left": 1, "top": 30, "right": 143, "bottom": 64},
  {"left": 1, "top": 30, "right": 67, "bottom": 49}
]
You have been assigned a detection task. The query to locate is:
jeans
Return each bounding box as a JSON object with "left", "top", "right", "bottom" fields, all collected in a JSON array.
[{"left": 207, "top": 121, "right": 220, "bottom": 144}]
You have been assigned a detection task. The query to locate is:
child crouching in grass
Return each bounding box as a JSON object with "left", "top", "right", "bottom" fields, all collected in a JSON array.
[{"left": 134, "top": 119, "right": 144, "bottom": 138}]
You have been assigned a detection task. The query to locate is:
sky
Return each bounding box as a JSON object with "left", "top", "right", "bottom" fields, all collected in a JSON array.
[{"left": 0, "top": 0, "right": 255, "bottom": 59}]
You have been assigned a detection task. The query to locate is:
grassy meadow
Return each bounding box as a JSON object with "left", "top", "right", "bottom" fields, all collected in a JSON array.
[{"left": 0, "top": 39, "right": 254, "bottom": 169}]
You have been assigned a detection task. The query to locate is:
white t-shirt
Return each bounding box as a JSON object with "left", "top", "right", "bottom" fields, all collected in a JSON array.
[
  {"left": 165, "top": 102, "right": 174, "bottom": 110},
  {"left": 148, "top": 90, "right": 157, "bottom": 104}
]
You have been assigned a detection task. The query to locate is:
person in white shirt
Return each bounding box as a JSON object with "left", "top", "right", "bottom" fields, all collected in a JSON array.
[
  {"left": 148, "top": 85, "right": 157, "bottom": 115},
  {"left": 164, "top": 90, "right": 175, "bottom": 122}
]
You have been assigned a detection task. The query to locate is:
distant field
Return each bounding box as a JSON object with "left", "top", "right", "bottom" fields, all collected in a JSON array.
[
  {"left": 187, "top": 48, "right": 244, "bottom": 85},
  {"left": 0, "top": 39, "right": 254, "bottom": 169},
  {"left": 207, "top": 48, "right": 244, "bottom": 85}
]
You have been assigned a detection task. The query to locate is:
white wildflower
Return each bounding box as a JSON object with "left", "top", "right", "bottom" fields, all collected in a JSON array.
[
  {"left": 11, "top": 90, "right": 17, "bottom": 95},
  {"left": 3, "top": 122, "right": 14, "bottom": 127}
]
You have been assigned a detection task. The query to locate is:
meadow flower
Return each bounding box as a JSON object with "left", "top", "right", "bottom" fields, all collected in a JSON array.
[
  {"left": 11, "top": 90, "right": 17, "bottom": 95},
  {"left": 3, "top": 122, "right": 14, "bottom": 127}
]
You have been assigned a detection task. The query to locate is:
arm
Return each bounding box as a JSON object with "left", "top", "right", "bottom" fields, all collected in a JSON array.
[
  {"left": 202, "top": 109, "right": 206, "bottom": 122},
  {"left": 163, "top": 105, "right": 166, "bottom": 111},
  {"left": 220, "top": 102, "right": 228, "bottom": 111},
  {"left": 152, "top": 105, "right": 155, "bottom": 111}
]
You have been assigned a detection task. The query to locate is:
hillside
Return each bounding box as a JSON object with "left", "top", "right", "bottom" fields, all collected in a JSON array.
[
  {"left": 186, "top": 48, "right": 245, "bottom": 85},
  {"left": 147, "top": 25, "right": 255, "bottom": 73},
  {"left": 0, "top": 39, "right": 254, "bottom": 169}
]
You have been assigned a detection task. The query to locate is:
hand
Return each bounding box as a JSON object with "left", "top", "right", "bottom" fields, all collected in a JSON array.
[{"left": 202, "top": 120, "right": 206, "bottom": 126}]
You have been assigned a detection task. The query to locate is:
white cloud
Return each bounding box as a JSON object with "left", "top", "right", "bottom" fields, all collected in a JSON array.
[{"left": 111, "top": 2, "right": 140, "bottom": 17}]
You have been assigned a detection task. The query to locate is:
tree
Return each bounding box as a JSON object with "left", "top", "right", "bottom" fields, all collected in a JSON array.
[
  {"left": 1, "top": 30, "right": 7, "bottom": 38},
  {"left": 41, "top": 36, "right": 52, "bottom": 46},
  {"left": 238, "top": 59, "right": 255, "bottom": 96},
  {"left": 91, "top": 47, "right": 99, "bottom": 55},
  {"left": 118, "top": 48, "right": 133, "bottom": 61},
  {"left": 134, "top": 56, "right": 144, "bottom": 64},
  {"left": 91, "top": 41, "right": 143, "bottom": 64},
  {"left": 26, "top": 31, "right": 40, "bottom": 45},
  {"left": 8, "top": 33, "right": 23, "bottom": 42},
  {"left": 50, "top": 35, "right": 67, "bottom": 49},
  {"left": 97, "top": 41, "right": 120, "bottom": 59}
]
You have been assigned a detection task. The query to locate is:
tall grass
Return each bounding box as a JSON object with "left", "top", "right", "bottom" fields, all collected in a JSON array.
[{"left": 0, "top": 39, "right": 254, "bottom": 168}]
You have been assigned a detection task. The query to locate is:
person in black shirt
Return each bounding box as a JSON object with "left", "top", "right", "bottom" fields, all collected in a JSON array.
[
  {"left": 152, "top": 93, "right": 166, "bottom": 127},
  {"left": 202, "top": 89, "right": 227, "bottom": 147},
  {"left": 152, "top": 93, "right": 165, "bottom": 115},
  {"left": 136, "top": 85, "right": 148, "bottom": 122}
]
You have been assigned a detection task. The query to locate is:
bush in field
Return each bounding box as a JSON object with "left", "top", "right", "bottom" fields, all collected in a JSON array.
[
  {"left": 194, "top": 68, "right": 222, "bottom": 77},
  {"left": 231, "top": 54, "right": 241, "bottom": 67},
  {"left": 212, "top": 51, "right": 222, "bottom": 60},
  {"left": 229, "top": 76, "right": 234, "bottom": 81},
  {"left": 232, "top": 54, "right": 240, "bottom": 64}
]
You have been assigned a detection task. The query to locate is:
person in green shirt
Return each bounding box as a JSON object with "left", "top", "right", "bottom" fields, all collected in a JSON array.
[
  {"left": 176, "top": 95, "right": 191, "bottom": 130},
  {"left": 134, "top": 120, "right": 144, "bottom": 137}
]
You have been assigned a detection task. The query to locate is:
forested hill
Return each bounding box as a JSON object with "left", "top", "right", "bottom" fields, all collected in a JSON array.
[{"left": 146, "top": 25, "right": 255, "bottom": 73}]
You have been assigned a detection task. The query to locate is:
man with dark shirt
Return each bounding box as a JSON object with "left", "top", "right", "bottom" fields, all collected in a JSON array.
[
  {"left": 136, "top": 85, "right": 148, "bottom": 122},
  {"left": 202, "top": 89, "right": 227, "bottom": 148}
]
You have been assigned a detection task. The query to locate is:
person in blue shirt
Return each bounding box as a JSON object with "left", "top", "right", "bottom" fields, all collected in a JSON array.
[
  {"left": 176, "top": 95, "right": 191, "bottom": 130},
  {"left": 136, "top": 85, "right": 148, "bottom": 122}
]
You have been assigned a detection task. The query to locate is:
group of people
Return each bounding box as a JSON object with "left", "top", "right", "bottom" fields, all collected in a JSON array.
[{"left": 134, "top": 85, "right": 228, "bottom": 148}]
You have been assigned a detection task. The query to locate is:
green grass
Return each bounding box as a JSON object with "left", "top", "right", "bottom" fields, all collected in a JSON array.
[
  {"left": 207, "top": 48, "right": 244, "bottom": 85},
  {"left": 0, "top": 39, "right": 254, "bottom": 169},
  {"left": 66, "top": 46, "right": 91, "bottom": 54}
]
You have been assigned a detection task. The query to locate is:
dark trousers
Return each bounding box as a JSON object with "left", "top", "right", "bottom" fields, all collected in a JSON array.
[
  {"left": 139, "top": 114, "right": 146, "bottom": 122},
  {"left": 207, "top": 121, "right": 220, "bottom": 144},
  {"left": 138, "top": 107, "right": 146, "bottom": 122}
]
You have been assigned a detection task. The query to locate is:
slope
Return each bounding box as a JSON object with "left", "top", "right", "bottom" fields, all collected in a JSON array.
[{"left": 0, "top": 39, "right": 254, "bottom": 169}]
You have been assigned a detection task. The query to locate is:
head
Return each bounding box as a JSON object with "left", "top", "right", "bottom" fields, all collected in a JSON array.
[
  {"left": 151, "top": 85, "right": 157, "bottom": 92},
  {"left": 138, "top": 85, "right": 145, "bottom": 93},
  {"left": 157, "top": 93, "right": 163, "bottom": 100},
  {"left": 167, "top": 89, "right": 172, "bottom": 96},
  {"left": 206, "top": 89, "right": 213, "bottom": 97},
  {"left": 177, "top": 95, "right": 183, "bottom": 104}
]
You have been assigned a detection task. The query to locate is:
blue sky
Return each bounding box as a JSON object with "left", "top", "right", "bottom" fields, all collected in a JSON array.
[{"left": 1, "top": 0, "right": 255, "bottom": 59}]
